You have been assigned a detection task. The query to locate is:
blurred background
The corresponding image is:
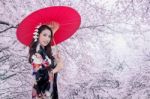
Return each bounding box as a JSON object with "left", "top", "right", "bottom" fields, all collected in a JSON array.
[{"left": 0, "top": 0, "right": 150, "bottom": 99}]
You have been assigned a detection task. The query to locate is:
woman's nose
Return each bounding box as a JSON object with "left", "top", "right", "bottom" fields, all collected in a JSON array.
[{"left": 46, "top": 37, "right": 50, "bottom": 41}]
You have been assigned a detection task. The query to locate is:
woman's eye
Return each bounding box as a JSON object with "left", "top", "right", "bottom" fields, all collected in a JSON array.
[{"left": 43, "top": 34, "right": 47, "bottom": 36}]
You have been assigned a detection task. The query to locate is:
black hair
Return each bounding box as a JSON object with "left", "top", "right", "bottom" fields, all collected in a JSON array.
[{"left": 28, "top": 25, "right": 53, "bottom": 63}]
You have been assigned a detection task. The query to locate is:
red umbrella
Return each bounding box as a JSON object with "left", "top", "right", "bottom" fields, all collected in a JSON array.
[{"left": 16, "top": 6, "right": 81, "bottom": 46}]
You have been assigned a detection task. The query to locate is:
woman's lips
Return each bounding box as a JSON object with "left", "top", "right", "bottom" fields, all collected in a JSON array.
[{"left": 43, "top": 41, "right": 49, "bottom": 45}]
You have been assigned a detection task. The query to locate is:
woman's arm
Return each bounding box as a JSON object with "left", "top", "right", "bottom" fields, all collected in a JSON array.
[{"left": 52, "top": 51, "right": 64, "bottom": 74}]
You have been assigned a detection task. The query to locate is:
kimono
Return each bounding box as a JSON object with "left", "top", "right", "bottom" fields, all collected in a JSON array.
[{"left": 31, "top": 46, "right": 58, "bottom": 99}]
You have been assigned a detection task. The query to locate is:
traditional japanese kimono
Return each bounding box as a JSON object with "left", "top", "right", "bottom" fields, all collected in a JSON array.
[{"left": 31, "top": 46, "right": 58, "bottom": 99}]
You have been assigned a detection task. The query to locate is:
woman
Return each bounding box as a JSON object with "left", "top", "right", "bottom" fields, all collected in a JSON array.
[{"left": 28, "top": 22, "right": 63, "bottom": 99}]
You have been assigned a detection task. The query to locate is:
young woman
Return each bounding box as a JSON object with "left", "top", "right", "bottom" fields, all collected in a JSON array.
[{"left": 28, "top": 23, "right": 63, "bottom": 99}]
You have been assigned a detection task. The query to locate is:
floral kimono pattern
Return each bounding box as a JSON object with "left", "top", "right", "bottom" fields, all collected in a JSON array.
[{"left": 32, "top": 46, "right": 58, "bottom": 99}]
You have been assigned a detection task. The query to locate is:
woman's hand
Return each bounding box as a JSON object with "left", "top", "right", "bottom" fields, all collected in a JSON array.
[
  {"left": 53, "top": 50, "right": 64, "bottom": 74},
  {"left": 48, "top": 21, "right": 60, "bottom": 34},
  {"left": 54, "top": 50, "right": 61, "bottom": 62}
]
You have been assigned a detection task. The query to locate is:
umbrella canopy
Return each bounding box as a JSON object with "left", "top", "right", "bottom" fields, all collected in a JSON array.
[{"left": 16, "top": 6, "right": 81, "bottom": 46}]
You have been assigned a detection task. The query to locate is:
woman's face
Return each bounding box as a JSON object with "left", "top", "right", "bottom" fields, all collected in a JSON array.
[{"left": 39, "top": 29, "right": 51, "bottom": 47}]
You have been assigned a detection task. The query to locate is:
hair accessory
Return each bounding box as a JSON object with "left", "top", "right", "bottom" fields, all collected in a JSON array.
[{"left": 33, "top": 23, "right": 42, "bottom": 42}]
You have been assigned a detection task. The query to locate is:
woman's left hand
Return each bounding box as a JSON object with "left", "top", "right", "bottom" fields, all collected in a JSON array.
[
  {"left": 54, "top": 50, "right": 61, "bottom": 62},
  {"left": 53, "top": 50, "right": 64, "bottom": 74}
]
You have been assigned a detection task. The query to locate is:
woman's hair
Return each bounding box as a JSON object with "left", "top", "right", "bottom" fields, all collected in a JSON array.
[{"left": 28, "top": 25, "right": 53, "bottom": 63}]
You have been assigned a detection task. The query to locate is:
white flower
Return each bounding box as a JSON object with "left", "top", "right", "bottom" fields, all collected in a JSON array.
[
  {"left": 45, "top": 56, "right": 52, "bottom": 64},
  {"left": 36, "top": 23, "right": 42, "bottom": 29},
  {"left": 33, "top": 35, "right": 38, "bottom": 39},
  {"left": 34, "top": 29, "right": 38, "bottom": 32},
  {"left": 45, "top": 91, "right": 50, "bottom": 97},
  {"left": 33, "top": 32, "right": 38, "bottom": 35},
  {"left": 34, "top": 39, "right": 37, "bottom": 42},
  {"left": 33, "top": 23, "right": 42, "bottom": 42},
  {"left": 32, "top": 55, "right": 43, "bottom": 64}
]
